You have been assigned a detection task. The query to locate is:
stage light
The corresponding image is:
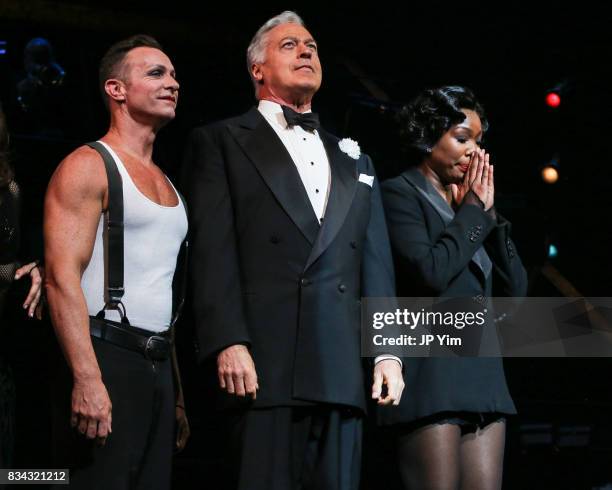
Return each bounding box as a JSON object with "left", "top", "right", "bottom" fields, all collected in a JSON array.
[
  {"left": 548, "top": 244, "right": 558, "bottom": 258},
  {"left": 541, "top": 165, "right": 559, "bottom": 184},
  {"left": 0, "top": 41, "right": 6, "bottom": 56},
  {"left": 545, "top": 92, "right": 561, "bottom": 108}
]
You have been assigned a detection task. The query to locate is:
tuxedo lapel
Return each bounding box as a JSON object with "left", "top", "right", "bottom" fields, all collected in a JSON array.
[
  {"left": 402, "top": 168, "right": 454, "bottom": 224},
  {"left": 228, "top": 108, "right": 320, "bottom": 245},
  {"left": 304, "top": 130, "right": 358, "bottom": 271},
  {"left": 401, "top": 168, "right": 492, "bottom": 282}
]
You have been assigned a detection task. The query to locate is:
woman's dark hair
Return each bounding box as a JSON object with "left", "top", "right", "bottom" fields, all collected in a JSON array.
[
  {"left": 0, "top": 105, "right": 13, "bottom": 188},
  {"left": 399, "top": 85, "right": 488, "bottom": 157}
]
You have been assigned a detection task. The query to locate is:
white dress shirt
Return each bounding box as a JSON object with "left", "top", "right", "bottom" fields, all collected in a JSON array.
[
  {"left": 258, "top": 100, "right": 330, "bottom": 222},
  {"left": 257, "top": 100, "right": 401, "bottom": 370}
]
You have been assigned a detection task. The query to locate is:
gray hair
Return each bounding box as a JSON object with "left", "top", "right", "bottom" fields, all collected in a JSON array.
[{"left": 246, "top": 10, "right": 305, "bottom": 94}]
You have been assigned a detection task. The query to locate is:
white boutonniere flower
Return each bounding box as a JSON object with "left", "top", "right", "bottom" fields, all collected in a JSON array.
[{"left": 338, "top": 138, "right": 361, "bottom": 159}]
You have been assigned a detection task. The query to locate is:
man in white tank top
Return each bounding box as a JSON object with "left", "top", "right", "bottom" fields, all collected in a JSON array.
[{"left": 44, "top": 35, "right": 188, "bottom": 490}]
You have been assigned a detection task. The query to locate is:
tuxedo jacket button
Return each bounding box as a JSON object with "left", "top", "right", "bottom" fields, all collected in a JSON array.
[
  {"left": 270, "top": 235, "right": 280, "bottom": 244},
  {"left": 300, "top": 278, "right": 311, "bottom": 287},
  {"left": 350, "top": 241, "right": 357, "bottom": 249},
  {"left": 338, "top": 284, "right": 346, "bottom": 293},
  {"left": 506, "top": 239, "right": 515, "bottom": 257},
  {"left": 468, "top": 226, "right": 481, "bottom": 242}
]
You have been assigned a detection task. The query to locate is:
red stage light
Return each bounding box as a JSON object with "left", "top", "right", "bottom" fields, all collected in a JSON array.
[{"left": 546, "top": 92, "right": 561, "bottom": 108}]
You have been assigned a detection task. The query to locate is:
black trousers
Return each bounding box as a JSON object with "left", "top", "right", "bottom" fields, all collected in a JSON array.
[
  {"left": 51, "top": 336, "right": 174, "bottom": 490},
  {"left": 226, "top": 405, "right": 363, "bottom": 490}
]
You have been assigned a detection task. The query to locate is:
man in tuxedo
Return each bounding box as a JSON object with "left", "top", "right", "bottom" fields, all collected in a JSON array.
[{"left": 181, "top": 11, "right": 404, "bottom": 490}]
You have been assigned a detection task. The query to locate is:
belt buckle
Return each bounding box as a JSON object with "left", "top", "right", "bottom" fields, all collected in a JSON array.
[{"left": 144, "top": 335, "right": 169, "bottom": 360}]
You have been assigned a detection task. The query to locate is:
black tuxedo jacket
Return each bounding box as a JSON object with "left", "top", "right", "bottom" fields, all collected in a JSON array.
[
  {"left": 377, "top": 167, "right": 528, "bottom": 424},
  {"left": 382, "top": 167, "right": 527, "bottom": 299},
  {"left": 181, "top": 107, "right": 395, "bottom": 411}
]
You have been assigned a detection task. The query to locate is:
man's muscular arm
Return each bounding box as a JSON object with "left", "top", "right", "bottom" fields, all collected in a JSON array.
[{"left": 44, "top": 146, "right": 112, "bottom": 442}]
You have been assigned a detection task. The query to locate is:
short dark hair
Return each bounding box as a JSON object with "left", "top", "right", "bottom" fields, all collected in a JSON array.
[
  {"left": 98, "top": 34, "right": 163, "bottom": 108},
  {"left": 0, "top": 105, "right": 13, "bottom": 188},
  {"left": 399, "top": 85, "right": 488, "bottom": 157}
]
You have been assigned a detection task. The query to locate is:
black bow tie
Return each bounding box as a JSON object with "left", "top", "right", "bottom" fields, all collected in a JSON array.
[{"left": 281, "top": 105, "right": 320, "bottom": 132}]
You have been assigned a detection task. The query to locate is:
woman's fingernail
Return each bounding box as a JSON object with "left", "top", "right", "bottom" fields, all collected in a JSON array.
[{"left": 23, "top": 304, "right": 28, "bottom": 309}]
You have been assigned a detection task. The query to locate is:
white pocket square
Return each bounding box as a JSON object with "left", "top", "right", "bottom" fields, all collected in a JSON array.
[{"left": 358, "top": 173, "right": 374, "bottom": 187}]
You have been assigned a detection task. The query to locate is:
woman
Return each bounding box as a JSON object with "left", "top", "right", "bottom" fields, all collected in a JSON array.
[
  {"left": 0, "top": 105, "right": 44, "bottom": 467},
  {"left": 380, "top": 86, "right": 527, "bottom": 489}
]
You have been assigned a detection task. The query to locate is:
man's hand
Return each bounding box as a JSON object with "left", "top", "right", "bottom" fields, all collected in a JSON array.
[
  {"left": 372, "top": 359, "right": 404, "bottom": 406},
  {"left": 217, "top": 344, "right": 259, "bottom": 399},
  {"left": 175, "top": 405, "right": 190, "bottom": 452},
  {"left": 14, "top": 262, "right": 44, "bottom": 319},
  {"left": 71, "top": 375, "right": 112, "bottom": 445},
  {"left": 171, "top": 345, "right": 190, "bottom": 452}
]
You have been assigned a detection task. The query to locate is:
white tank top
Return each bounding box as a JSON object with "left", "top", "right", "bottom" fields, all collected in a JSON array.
[{"left": 81, "top": 141, "right": 188, "bottom": 333}]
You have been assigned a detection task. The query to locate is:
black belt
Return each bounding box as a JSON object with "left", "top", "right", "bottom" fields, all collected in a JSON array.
[{"left": 89, "top": 316, "right": 173, "bottom": 361}]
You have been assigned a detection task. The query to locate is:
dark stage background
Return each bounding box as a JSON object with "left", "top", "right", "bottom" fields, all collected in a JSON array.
[{"left": 1, "top": 2, "right": 611, "bottom": 488}]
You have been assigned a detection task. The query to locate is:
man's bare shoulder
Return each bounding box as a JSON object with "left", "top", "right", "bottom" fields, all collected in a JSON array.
[
  {"left": 50, "top": 145, "right": 107, "bottom": 195},
  {"left": 57, "top": 145, "right": 105, "bottom": 175}
]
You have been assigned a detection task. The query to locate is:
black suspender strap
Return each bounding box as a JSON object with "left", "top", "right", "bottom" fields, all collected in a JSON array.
[
  {"left": 85, "top": 141, "right": 130, "bottom": 324},
  {"left": 171, "top": 194, "right": 188, "bottom": 328}
]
